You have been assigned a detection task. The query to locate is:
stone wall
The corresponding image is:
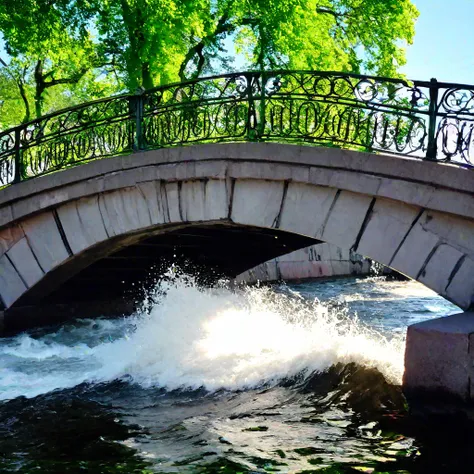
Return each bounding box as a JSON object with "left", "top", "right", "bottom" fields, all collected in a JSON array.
[{"left": 236, "top": 243, "right": 373, "bottom": 283}]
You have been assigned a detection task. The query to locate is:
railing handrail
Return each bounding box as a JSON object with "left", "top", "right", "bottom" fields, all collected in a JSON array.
[
  {"left": 6, "top": 69, "right": 474, "bottom": 137},
  {"left": 1, "top": 69, "right": 473, "bottom": 187}
]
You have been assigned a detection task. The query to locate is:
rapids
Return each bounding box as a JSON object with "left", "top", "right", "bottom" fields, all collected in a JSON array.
[{"left": 0, "top": 273, "right": 466, "bottom": 473}]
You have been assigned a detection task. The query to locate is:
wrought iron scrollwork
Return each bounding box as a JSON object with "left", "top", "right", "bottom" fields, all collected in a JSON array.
[
  {"left": 1, "top": 70, "right": 473, "bottom": 187},
  {"left": 435, "top": 85, "right": 474, "bottom": 164}
]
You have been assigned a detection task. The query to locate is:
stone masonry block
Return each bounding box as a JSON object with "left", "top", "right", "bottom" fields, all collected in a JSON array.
[
  {"left": 319, "top": 191, "right": 373, "bottom": 250},
  {"left": 57, "top": 196, "right": 109, "bottom": 254},
  {"left": 419, "top": 244, "right": 464, "bottom": 299},
  {"left": 232, "top": 179, "right": 284, "bottom": 228},
  {"left": 20, "top": 212, "right": 69, "bottom": 273},
  {"left": 7, "top": 237, "right": 44, "bottom": 288},
  {"left": 404, "top": 312, "right": 474, "bottom": 400},
  {"left": 279, "top": 183, "right": 338, "bottom": 238},
  {"left": 0, "top": 254, "right": 27, "bottom": 307},
  {"left": 180, "top": 180, "right": 228, "bottom": 222},
  {"left": 357, "top": 199, "right": 420, "bottom": 266},
  {"left": 390, "top": 216, "right": 440, "bottom": 279}
]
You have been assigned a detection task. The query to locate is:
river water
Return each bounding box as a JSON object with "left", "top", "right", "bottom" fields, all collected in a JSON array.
[{"left": 0, "top": 273, "right": 471, "bottom": 473}]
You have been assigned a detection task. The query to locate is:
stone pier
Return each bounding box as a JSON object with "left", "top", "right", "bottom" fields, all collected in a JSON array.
[{"left": 404, "top": 312, "right": 474, "bottom": 403}]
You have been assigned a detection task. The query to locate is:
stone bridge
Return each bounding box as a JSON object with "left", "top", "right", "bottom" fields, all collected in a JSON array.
[
  {"left": 1, "top": 142, "right": 473, "bottom": 333},
  {"left": 1, "top": 69, "right": 474, "bottom": 401}
]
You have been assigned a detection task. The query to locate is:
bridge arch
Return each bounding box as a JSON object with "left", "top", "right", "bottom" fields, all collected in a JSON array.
[{"left": 1, "top": 143, "right": 474, "bottom": 328}]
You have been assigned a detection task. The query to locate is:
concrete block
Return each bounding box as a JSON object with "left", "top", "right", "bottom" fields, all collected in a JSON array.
[
  {"left": 319, "top": 191, "right": 373, "bottom": 250},
  {"left": 404, "top": 312, "right": 474, "bottom": 400},
  {"left": 7, "top": 237, "right": 44, "bottom": 288},
  {"left": 357, "top": 199, "right": 420, "bottom": 266},
  {"left": 279, "top": 183, "right": 338, "bottom": 237},
  {"left": 57, "top": 196, "right": 109, "bottom": 254},
  {"left": 419, "top": 244, "right": 464, "bottom": 299},
  {"left": 20, "top": 212, "right": 69, "bottom": 273},
  {"left": 232, "top": 179, "right": 284, "bottom": 228},
  {"left": 0, "top": 254, "right": 27, "bottom": 307}
]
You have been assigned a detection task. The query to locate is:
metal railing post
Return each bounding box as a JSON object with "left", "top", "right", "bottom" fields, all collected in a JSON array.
[
  {"left": 259, "top": 71, "right": 266, "bottom": 140},
  {"left": 426, "top": 78, "right": 439, "bottom": 160},
  {"left": 13, "top": 127, "right": 22, "bottom": 183},
  {"left": 246, "top": 72, "right": 255, "bottom": 141},
  {"left": 133, "top": 90, "right": 145, "bottom": 151}
]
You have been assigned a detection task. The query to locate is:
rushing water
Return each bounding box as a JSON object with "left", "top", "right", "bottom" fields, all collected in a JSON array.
[{"left": 0, "top": 273, "right": 470, "bottom": 473}]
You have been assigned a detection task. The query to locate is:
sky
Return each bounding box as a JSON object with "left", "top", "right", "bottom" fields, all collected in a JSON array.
[{"left": 400, "top": 0, "right": 474, "bottom": 84}]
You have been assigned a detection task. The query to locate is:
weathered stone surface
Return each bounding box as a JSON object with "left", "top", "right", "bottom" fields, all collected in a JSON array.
[
  {"left": 357, "top": 199, "right": 420, "bottom": 265},
  {"left": 20, "top": 212, "right": 69, "bottom": 273},
  {"left": 6, "top": 238, "right": 44, "bottom": 288},
  {"left": 404, "top": 312, "right": 474, "bottom": 400},
  {"left": 165, "top": 182, "right": 181, "bottom": 223},
  {"left": 377, "top": 178, "right": 434, "bottom": 209},
  {"left": 445, "top": 257, "right": 474, "bottom": 310},
  {"left": 418, "top": 244, "right": 465, "bottom": 298},
  {"left": 237, "top": 243, "right": 372, "bottom": 284},
  {"left": 319, "top": 191, "right": 373, "bottom": 250},
  {"left": 1, "top": 144, "right": 474, "bottom": 223},
  {"left": 279, "top": 261, "right": 333, "bottom": 280},
  {"left": 99, "top": 187, "right": 152, "bottom": 236},
  {"left": 0, "top": 143, "right": 473, "bottom": 314},
  {"left": 0, "top": 255, "right": 27, "bottom": 307},
  {"left": 230, "top": 161, "right": 310, "bottom": 182},
  {"left": 180, "top": 180, "right": 228, "bottom": 222},
  {"left": 390, "top": 217, "right": 440, "bottom": 278},
  {"left": 57, "top": 196, "right": 109, "bottom": 254},
  {"left": 136, "top": 181, "right": 168, "bottom": 225},
  {"left": 419, "top": 210, "right": 474, "bottom": 259},
  {"left": 279, "top": 183, "right": 338, "bottom": 237},
  {"left": 0, "top": 224, "right": 24, "bottom": 258},
  {"left": 232, "top": 179, "right": 284, "bottom": 228}
]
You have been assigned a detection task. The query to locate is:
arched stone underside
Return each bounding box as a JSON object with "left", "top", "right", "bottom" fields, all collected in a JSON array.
[{"left": 1, "top": 143, "right": 474, "bottom": 325}]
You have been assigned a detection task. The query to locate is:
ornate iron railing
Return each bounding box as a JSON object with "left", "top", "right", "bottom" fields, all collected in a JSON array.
[{"left": 1, "top": 70, "right": 473, "bottom": 186}]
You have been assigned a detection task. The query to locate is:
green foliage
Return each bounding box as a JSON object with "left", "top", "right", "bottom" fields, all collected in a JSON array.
[{"left": 0, "top": 0, "right": 419, "bottom": 128}]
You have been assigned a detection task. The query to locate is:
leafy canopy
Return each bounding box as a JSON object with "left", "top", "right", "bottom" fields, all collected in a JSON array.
[{"left": 0, "top": 0, "right": 418, "bottom": 126}]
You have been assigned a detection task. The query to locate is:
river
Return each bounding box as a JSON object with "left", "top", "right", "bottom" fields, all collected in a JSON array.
[{"left": 0, "top": 272, "right": 471, "bottom": 473}]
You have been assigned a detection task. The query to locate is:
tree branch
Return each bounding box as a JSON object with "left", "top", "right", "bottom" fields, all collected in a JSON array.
[{"left": 178, "top": 13, "right": 236, "bottom": 81}]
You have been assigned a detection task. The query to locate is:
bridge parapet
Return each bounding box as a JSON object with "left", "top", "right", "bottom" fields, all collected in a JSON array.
[{"left": 1, "top": 70, "right": 473, "bottom": 187}]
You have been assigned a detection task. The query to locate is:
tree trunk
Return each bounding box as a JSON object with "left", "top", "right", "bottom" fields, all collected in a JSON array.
[
  {"left": 34, "top": 60, "right": 45, "bottom": 118},
  {"left": 142, "top": 62, "right": 154, "bottom": 90}
]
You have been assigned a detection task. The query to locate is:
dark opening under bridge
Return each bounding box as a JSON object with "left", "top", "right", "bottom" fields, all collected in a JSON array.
[{"left": 0, "top": 70, "right": 474, "bottom": 335}]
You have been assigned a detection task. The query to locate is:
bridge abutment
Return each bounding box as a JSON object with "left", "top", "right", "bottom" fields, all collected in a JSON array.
[{"left": 404, "top": 312, "right": 474, "bottom": 404}]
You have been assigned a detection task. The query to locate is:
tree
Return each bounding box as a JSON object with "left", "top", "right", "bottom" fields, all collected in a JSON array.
[
  {"left": 87, "top": 0, "right": 419, "bottom": 88},
  {"left": 0, "top": 0, "right": 109, "bottom": 119},
  {"left": 0, "top": 0, "right": 418, "bottom": 125}
]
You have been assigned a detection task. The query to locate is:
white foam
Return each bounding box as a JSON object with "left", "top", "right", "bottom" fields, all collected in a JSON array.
[{"left": 0, "top": 274, "right": 405, "bottom": 400}]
